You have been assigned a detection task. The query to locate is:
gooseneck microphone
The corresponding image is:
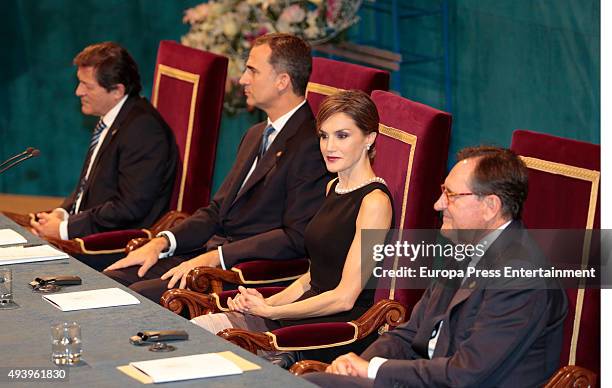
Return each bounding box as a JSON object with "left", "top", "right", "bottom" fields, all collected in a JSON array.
[
  {"left": 0, "top": 147, "right": 41, "bottom": 174},
  {"left": 0, "top": 147, "right": 35, "bottom": 169}
]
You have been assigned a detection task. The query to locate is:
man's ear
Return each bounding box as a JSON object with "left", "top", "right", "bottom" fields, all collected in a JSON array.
[
  {"left": 275, "top": 73, "right": 291, "bottom": 93},
  {"left": 482, "top": 194, "right": 503, "bottom": 221},
  {"left": 111, "top": 83, "right": 126, "bottom": 99}
]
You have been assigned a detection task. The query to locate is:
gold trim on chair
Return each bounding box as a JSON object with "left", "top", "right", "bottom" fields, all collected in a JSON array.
[
  {"left": 305, "top": 82, "right": 343, "bottom": 98},
  {"left": 265, "top": 322, "right": 359, "bottom": 351},
  {"left": 520, "top": 156, "right": 599, "bottom": 230},
  {"left": 519, "top": 155, "right": 600, "bottom": 366},
  {"left": 152, "top": 64, "right": 200, "bottom": 212},
  {"left": 230, "top": 267, "right": 307, "bottom": 285},
  {"left": 74, "top": 229, "right": 152, "bottom": 255},
  {"left": 378, "top": 124, "right": 417, "bottom": 300}
]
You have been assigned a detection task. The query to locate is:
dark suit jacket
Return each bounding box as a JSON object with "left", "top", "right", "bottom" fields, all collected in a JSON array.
[
  {"left": 361, "top": 221, "right": 568, "bottom": 387},
  {"left": 169, "top": 103, "right": 329, "bottom": 268},
  {"left": 61, "top": 96, "right": 177, "bottom": 239}
]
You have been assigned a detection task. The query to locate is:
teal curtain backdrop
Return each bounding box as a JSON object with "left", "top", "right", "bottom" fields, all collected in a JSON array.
[{"left": 0, "top": 0, "right": 600, "bottom": 198}]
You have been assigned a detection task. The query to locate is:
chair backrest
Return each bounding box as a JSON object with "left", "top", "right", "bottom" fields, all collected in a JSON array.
[
  {"left": 510, "top": 129, "right": 600, "bottom": 377},
  {"left": 152, "top": 40, "right": 228, "bottom": 214},
  {"left": 370, "top": 90, "right": 452, "bottom": 309},
  {"left": 306, "top": 57, "right": 389, "bottom": 115}
]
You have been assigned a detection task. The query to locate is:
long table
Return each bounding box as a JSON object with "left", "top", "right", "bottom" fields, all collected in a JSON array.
[{"left": 0, "top": 215, "right": 313, "bottom": 387}]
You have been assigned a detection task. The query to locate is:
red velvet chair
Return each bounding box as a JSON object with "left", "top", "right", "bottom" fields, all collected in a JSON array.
[
  {"left": 511, "top": 130, "right": 600, "bottom": 386},
  {"left": 162, "top": 91, "right": 452, "bottom": 358},
  {"left": 306, "top": 57, "right": 390, "bottom": 115},
  {"left": 17, "top": 41, "right": 228, "bottom": 258},
  {"left": 161, "top": 59, "right": 391, "bottom": 296},
  {"left": 290, "top": 129, "right": 600, "bottom": 386}
]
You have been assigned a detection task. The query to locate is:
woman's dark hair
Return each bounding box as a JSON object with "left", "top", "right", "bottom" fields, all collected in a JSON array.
[{"left": 316, "top": 90, "right": 380, "bottom": 159}]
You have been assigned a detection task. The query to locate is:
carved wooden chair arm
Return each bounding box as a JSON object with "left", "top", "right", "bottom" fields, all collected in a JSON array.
[
  {"left": 149, "top": 210, "right": 191, "bottom": 235},
  {"left": 218, "top": 328, "right": 276, "bottom": 354},
  {"left": 2, "top": 211, "right": 34, "bottom": 227},
  {"left": 289, "top": 360, "right": 329, "bottom": 375},
  {"left": 186, "top": 266, "right": 242, "bottom": 295},
  {"left": 44, "top": 236, "right": 82, "bottom": 254},
  {"left": 160, "top": 288, "right": 223, "bottom": 318},
  {"left": 352, "top": 299, "right": 408, "bottom": 336},
  {"left": 125, "top": 237, "right": 151, "bottom": 253},
  {"left": 544, "top": 365, "right": 597, "bottom": 388}
]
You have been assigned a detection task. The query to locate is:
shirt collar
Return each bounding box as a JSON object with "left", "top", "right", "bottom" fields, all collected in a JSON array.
[
  {"left": 101, "top": 95, "right": 129, "bottom": 128},
  {"left": 266, "top": 99, "right": 307, "bottom": 132},
  {"left": 475, "top": 219, "right": 513, "bottom": 259}
]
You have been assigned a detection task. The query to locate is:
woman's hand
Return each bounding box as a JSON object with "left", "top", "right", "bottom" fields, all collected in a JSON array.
[{"left": 227, "top": 286, "right": 273, "bottom": 318}]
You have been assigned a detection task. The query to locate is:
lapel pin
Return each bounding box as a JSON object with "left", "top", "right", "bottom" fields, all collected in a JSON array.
[
  {"left": 276, "top": 151, "right": 283, "bottom": 158},
  {"left": 468, "top": 281, "right": 476, "bottom": 289}
]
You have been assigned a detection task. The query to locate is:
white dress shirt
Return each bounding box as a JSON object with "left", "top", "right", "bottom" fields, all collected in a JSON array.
[
  {"left": 159, "top": 100, "right": 307, "bottom": 269},
  {"left": 57, "top": 95, "right": 129, "bottom": 240}
]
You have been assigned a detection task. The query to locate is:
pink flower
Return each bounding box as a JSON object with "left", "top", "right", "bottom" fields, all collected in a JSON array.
[
  {"left": 183, "top": 3, "right": 209, "bottom": 24},
  {"left": 279, "top": 4, "right": 306, "bottom": 24},
  {"left": 326, "top": 0, "right": 338, "bottom": 25}
]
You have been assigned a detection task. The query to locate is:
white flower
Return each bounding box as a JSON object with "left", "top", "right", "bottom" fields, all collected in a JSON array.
[
  {"left": 222, "top": 16, "right": 240, "bottom": 38},
  {"left": 304, "top": 25, "right": 321, "bottom": 39}
]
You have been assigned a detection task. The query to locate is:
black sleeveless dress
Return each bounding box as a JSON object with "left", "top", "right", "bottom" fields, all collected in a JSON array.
[{"left": 276, "top": 178, "right": 394, "bottom": 328}]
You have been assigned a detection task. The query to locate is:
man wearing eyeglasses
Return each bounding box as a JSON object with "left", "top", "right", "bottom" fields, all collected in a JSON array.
[{"left": 305, "top": 146, "right": 568, "bottom": 388}]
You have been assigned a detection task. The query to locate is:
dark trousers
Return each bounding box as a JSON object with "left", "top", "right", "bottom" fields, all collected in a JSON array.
[
  {"left": 303, "top": 372, "right": 373, "bottom": 388},
  {"left": 104, "top": 255, "right": 187, "bottom": 303}
]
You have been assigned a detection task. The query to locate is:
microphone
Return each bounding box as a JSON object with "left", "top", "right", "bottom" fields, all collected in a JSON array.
[
  {"left": 0, "top": 147, "right": 35, "bottom": 169},
  {"left": 0, "top": 148, "right": 40, "bottom": 174}
]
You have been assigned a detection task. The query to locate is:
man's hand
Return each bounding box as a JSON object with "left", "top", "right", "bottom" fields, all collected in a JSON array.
[
  {"left": 160, "top": 250, "right": 220, "bottom": 289},
  {"left": 326, "top": 352, "right": 369, "bottom": 378},
  {"left": 104, "top": 237, "right": 167, "bottom": 277},
  {"left": 30, "top": 212, "right": 62, "bottom": 239}
]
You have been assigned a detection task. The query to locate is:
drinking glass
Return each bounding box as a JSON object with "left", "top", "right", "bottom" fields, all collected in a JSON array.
[
  {"left": 51, "top": 322, "right": 82, "bottom": 365},
  {"left": 0, "top": 269, "right": 18, "bottom": 309}
]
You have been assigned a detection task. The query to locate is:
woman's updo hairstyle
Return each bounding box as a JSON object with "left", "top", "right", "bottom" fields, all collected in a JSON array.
[{"left": 316, "top": 89, "right": 380, "bottom": 159}]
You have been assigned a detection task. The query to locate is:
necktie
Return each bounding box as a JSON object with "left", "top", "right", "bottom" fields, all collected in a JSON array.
[
  {"left": 71, "top": 119, "right": 107, "bottom": 214},
  {"left": 259, "top": 125, "right": 275, "bottom": 160}
]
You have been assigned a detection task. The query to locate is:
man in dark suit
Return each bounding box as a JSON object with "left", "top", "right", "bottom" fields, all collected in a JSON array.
[
  {"left": 305, "top": 146, "right": 568, "bottom": 387},
  {"left": 31, "top": 42, "right": 177, "bottom": 243},
  {"left": 104, "top": 33, "right": 328, "bottom": 302}
]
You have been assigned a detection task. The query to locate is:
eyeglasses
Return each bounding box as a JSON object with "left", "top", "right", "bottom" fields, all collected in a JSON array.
[{"left": 440, "top": 184, "right": 478, "bottom": 203}]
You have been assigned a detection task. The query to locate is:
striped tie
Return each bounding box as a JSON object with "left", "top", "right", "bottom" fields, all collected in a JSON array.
[
  {"left": 70, "top": 119, "right": 107, "bottom": 214},
  {"left": 259, "top": 125, "right": 275, "bottom": 160}
]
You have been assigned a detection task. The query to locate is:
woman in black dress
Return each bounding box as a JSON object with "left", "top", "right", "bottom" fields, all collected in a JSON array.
[{"left": 191, "top": 90, "right": 393, "bottom": 343}]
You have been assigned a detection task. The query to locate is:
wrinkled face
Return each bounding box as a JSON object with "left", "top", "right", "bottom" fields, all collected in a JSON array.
[
  {"left": 75, "top": 66, "right": 119, "bottom": 117},
  {"left": 318, "top": 112, "right": 374, "bottom": 174},
  {"left": 434, "top": 158, "right": 488, "bottom": 240},
  {"left": 239, "top": 44, "right": 281, "bottom": 110}
]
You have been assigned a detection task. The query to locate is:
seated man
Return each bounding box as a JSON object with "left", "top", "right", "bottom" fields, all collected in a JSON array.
[
  {"left": 31, "top": 42, "right": 178, "bottom": 249},
  {"left": 305, "top": 146, "right": 568, "bottom": 387},
  {"left": 104, "top": 33, "right": 329, "bottom": 302}
]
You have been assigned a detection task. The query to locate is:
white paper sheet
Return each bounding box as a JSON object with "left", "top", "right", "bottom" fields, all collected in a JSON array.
[
  {"left": 42, "top": 287, "right": 140, "bottom": 311},
  {"left": 0, "top": 229, "right": 27, "bottom": 246},
  {"left": 129, "top": 353, "right": 243, "bottom": 383},
  {"left": 0, "top": 244, "right": 69, "bottom": 265}
]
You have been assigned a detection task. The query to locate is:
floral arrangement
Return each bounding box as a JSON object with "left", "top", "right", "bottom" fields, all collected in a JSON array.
[{"left": 182, "top": 0, "right": 363, "bottom": 113}]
